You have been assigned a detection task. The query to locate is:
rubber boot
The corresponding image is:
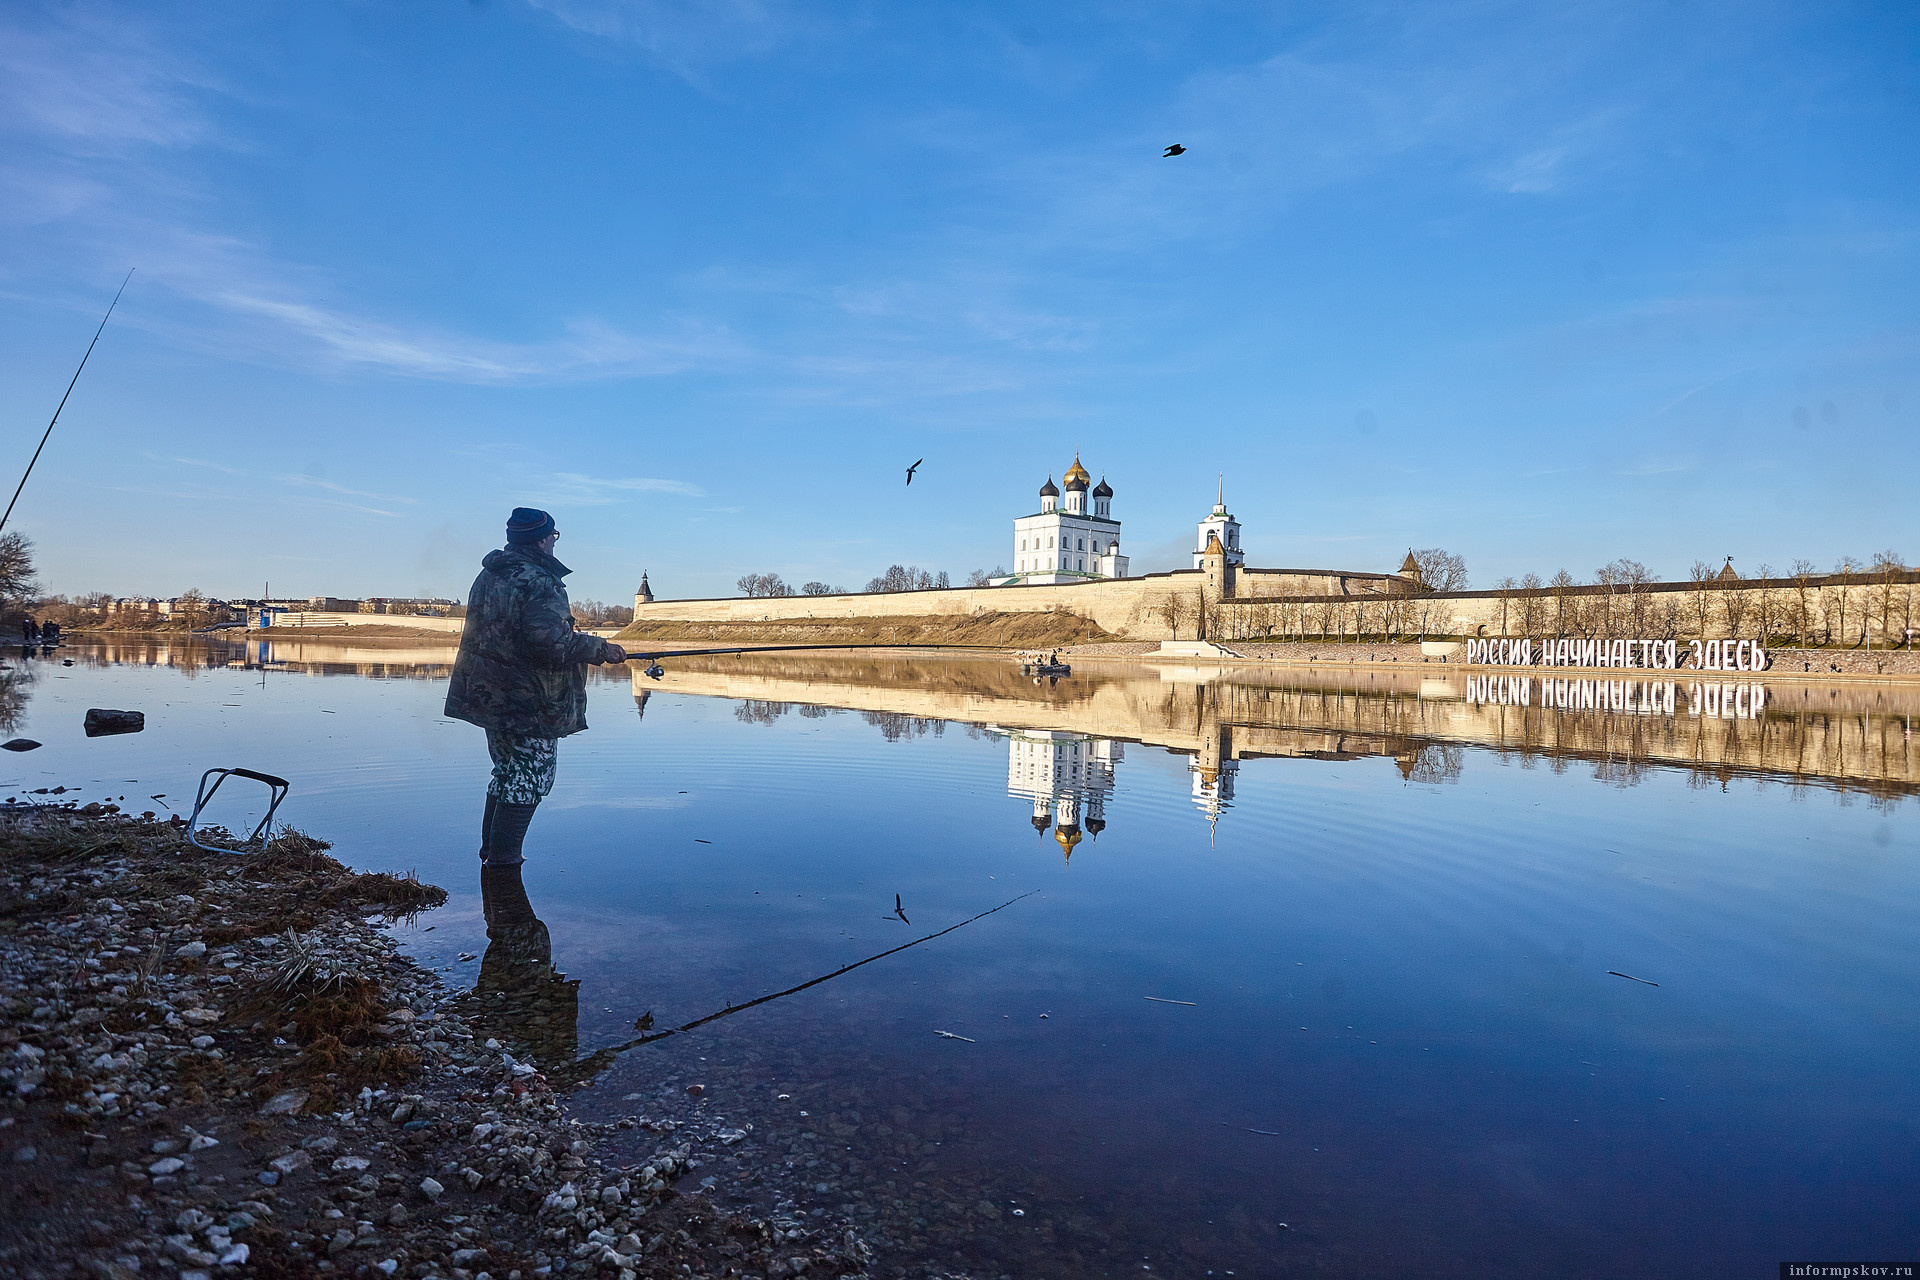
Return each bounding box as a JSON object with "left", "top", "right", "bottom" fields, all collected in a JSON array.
[
  {"left": 484, "top": 801, "right": 538, "bottom": 867},
  {"left": 478, "top": 793, "right": 498, "bottom": 860}
]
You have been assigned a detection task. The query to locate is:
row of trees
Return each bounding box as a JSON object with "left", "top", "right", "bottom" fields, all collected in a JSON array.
[
  {"left": 736, "top": 573, "right": 850, "bottom": 598},
  {"left": 1210, "top": 549, "right": 1915, "bottom": 647},
  {"left": 569, "top": 598, "right": 634, "bottom": 628},
  {"left": 735, "top": 565, "right": 1009, "bottom": 597}
]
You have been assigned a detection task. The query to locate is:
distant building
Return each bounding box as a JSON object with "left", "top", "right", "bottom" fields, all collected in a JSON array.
[
  {"left": 1192, "top": 478, "right": 1244, "bottom": 570},
  {"left": 995, "top": 454, "right": 1129, "bottom": 585}
]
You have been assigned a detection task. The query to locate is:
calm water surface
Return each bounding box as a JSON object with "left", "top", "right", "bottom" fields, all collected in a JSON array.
[{"left": 6, "top": 639, "right": 1918, "bottom": 1279}]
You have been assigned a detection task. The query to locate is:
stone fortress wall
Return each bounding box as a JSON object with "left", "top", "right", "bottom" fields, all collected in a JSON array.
[
  {"left": 632, "top": 560, "right": 1920, "bottom": 650},
  {"left": 628, "top": 564, "right": 1408, "bottom": 642},
  {"left": 1208, "top": 568, "right": 1920, "bottom": 649}
]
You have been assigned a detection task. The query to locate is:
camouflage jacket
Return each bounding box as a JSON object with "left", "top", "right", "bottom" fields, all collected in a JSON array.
[{"left": 444, "top": 546, "right": 616, "bottom": 738}]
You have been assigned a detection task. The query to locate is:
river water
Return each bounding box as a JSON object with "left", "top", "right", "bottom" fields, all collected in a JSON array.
[{"left": 6, "top": 639, "right": 1918, "bottom": 1278}]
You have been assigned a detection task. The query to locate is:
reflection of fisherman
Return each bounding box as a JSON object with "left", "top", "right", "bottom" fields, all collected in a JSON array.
[
  {"left": 444, "top": 507, "right": 627, "bottom": 866},
  {"left": 473, "top": 865, "right": 581, "bottom": 1071}
]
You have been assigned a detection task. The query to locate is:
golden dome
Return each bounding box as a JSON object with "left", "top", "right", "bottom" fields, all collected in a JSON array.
[
  {"left": 1063, "top": 454, "right": 1091, "bottom": 486},
  {"left": 1054, "top": 824, "right": 1082, "bottom": 861}
]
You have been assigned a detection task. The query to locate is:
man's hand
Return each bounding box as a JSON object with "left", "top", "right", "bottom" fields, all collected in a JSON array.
[{"left": 603, "top": 642, "right": 628, "bottom": 664}]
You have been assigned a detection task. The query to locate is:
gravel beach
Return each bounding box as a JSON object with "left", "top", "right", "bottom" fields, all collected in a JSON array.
[{"left": 0, "top": 805, "right": 874, "bottom": 1280}]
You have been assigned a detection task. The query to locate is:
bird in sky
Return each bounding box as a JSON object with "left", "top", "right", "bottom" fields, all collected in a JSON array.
[
  {"left": 1163, "top": 143, "right": 1185, "bottom": 157},
  {"left": 905, "top": 458, "right": 923, "bottom": 485},
  {"left": 894, "top": 893, "right": 911, "bottom": 925}
]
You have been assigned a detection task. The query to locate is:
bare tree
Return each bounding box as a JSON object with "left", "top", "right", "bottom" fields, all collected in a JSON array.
[
  {"left": 1871, "top": 550, "right": 1905, "bottom": 647},
  {"left": 866, "top": 565, "right": 930, "bottom": 593},
  {"left": 0, "top": 533, "right": 37, "bottom": 621},
  {"left": 1549, "top": 569, "right": 1576, "bottom": 637},
  {"left": 1790, "top": 559, "right": 1817, "bottom": 646},
  {"left": 1517, "top": 573, "right": 1545, "bottom": 635},
  {"left": 1410, "top": 547, "right": 1469, "bottom": 593},
  {"left": 800, "top": 581, "right": 844, "bottom": 596},
  {"left": 1752, "top": 564, "right": 1777, "bottom": 641},
  {"left": 175, "top": 588, "right": 209, "bottom": 631},
  {"left": 1688, "top": 561, "right": 1717, "bottom": 639},
  {"left": 1596, "top": 558, "right": 1655, "bottom": 637},
  {"left": 1830, "top": 556, "right": 1862, "bottom": 646},
  {"left": 736, "top": 573, "right": 792, "bottom": 598},
  {"left": 965, "top": 568, "right": 1008, "bottom": 587}
]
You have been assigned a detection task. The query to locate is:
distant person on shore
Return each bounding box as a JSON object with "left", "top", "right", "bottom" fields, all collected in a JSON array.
[
  {"left": 19, "top": 618, "right": 35, "bottom": 646},
  {"left": 444, "top": 507, "right": 627, "bottom": 870}
]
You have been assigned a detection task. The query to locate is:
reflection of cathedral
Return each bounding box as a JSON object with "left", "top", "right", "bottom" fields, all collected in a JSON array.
[{"left": 994, "top": 727, "right": 1123, "bottom": 861}]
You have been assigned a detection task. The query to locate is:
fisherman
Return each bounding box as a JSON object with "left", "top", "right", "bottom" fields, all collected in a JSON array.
[
  {"left": 444, "top": 507, "right": 627, "bottom": 868},
  {"left": 18, "top": 618, "right": 34, "bottom": 646}
]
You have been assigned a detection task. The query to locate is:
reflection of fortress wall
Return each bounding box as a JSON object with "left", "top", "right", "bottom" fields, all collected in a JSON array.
[{"left": 641, "top": 656, "right": 1920, "bottom": 797}]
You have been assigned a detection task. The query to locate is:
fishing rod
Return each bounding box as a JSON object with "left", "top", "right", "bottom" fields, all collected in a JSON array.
[{"left": 0, "top": 269, "right": 135, "bottom": 535}]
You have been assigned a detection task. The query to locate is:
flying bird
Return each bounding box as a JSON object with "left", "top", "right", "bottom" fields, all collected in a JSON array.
[
  {"left": 893, "top": 894, "right": 911, "bottom": 925},
  {"left": 1163, "top": 143, "right": 1185, "bottom": 157},
  {"left": 905, "top": 459, "right": 923, "bottom": 486}
]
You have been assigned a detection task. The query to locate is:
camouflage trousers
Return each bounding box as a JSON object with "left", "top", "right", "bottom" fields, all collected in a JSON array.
[{"left": 485, "top": 730, "right": 558, "bottom": 805}]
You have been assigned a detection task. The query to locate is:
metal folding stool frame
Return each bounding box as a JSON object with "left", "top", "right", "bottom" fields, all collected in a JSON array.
[{"left": 186, "top": 767, "right": 290, "bottom": 853}]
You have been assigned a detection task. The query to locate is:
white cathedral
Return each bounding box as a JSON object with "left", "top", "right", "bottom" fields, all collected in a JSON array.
[
  {"left": 993, "top": 454, "right": 1129, "bottom": 585},
  {"left": 992, "top": 458, "right": 1248, "bottom": 586}
]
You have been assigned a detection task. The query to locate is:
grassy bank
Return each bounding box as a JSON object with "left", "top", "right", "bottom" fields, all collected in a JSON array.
[{"left": 615, "top": 610, "right": 1110, "bottom": 650}]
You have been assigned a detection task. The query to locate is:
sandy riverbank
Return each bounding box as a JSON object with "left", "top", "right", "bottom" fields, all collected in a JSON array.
[{"left": 0, "top": 808, "right": 871, "bottom": 1280}]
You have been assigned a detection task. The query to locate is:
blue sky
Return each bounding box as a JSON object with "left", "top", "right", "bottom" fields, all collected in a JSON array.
[{"left": 1, "top": 1, "right": 1915, "bottom": 605}]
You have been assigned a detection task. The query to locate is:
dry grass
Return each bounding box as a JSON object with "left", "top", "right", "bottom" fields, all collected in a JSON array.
[{"left": 615, "top": 608, "right": 1112, "bottom": 649}]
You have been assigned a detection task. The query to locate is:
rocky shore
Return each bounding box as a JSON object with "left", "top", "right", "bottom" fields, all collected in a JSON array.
[{"left": 0, "top": 807, "right": 872, "bottom": 1280}]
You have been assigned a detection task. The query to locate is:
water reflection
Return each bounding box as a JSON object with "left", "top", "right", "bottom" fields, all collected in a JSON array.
[
  {"left": 995, "top": 728, "right": 1121, "bottom": 857},
  {"left": 10, "top": 641, "right": 1920, "bottom": 1276},
  {"left": 462, "top": 865, "right": 580, "bottom": 1072},
  {"left": 647, "top": 653, "right": 1919, "bottom": 807}
]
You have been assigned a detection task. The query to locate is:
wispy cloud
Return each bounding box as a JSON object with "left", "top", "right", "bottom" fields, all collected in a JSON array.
[
  {"left": 524, "top": 0, "right": 805, "bottom": 79},
  {"left": 537, "top": 472, "right": 706, "bottom": 505},
  {"left": 0, "top": 8, "right": 747, "bottom": 387},
  {"left": 0, "top": 9, "right": 216, "bottom": 149},
  {"left": 279, "top": 475, "right": 419, "bottom": 506}
]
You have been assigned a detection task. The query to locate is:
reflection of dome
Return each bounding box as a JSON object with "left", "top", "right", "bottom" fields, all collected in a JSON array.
[
  {"left": 1039, "top": 475, "right": 1059, "bottom": 498},
  {"left": 1031, "top": 812, "right": 1052, "bottom": 833},
  {"left": 1063, "top": 455, "right": 1090, "bottom": 491},
  {"left": 1091, "top": 475, "right": 1112, "bottom": 499},
  {"left": 1085, "top": 815, "right": 1106, "bottom": 839},
  {"left": 1054, "top": 823, "right": 1082, "bottom": 861}
]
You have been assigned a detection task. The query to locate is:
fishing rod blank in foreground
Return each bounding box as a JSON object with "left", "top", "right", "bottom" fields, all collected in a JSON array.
[{"left": 1, "top": 269, "right": 136, "bottom": 535}]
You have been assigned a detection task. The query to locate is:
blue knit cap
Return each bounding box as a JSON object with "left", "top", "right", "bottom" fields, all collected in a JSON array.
[{"left": 505, "top": 507, "right": 555, "bottom": 545}]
